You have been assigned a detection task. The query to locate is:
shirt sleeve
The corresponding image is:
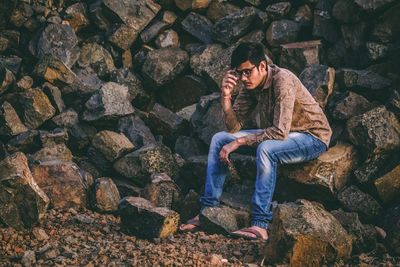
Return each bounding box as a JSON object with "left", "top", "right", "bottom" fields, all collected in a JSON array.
[
  {"left": 223, "top": 88, "right": 255, "bottom": 133},
  {"left": 242, "top": 79, "right": 295, "bottom": 146}
]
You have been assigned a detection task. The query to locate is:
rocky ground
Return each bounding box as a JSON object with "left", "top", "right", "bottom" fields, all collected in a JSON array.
[{"left": 0, "top": 208, "right": 399, "bottom": 267}]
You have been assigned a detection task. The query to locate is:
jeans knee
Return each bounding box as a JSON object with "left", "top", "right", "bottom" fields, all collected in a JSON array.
[
  {"left": 256, "top": 142, "right": 276, "bottom": 162},
  {"left": 211, "top": 131, "right": 231, "bottom": 147}
]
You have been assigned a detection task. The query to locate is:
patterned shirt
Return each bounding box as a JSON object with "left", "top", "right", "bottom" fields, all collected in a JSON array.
[{"left": 223, "top": 64, "right": 332, "bottom": 148}]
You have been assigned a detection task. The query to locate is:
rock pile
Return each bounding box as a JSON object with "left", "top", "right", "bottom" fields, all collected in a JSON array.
[{"left": 0, "top": 0, "right": 399, "bottom": 265}]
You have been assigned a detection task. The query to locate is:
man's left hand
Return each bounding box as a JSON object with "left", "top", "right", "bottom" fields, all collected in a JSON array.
[{"left": 219, "top": 140, "right": 241, "bottom": 164}]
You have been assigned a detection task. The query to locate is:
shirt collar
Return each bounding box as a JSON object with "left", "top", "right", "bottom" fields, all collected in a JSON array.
[{"left": 262, "top": 64, "right": 274, "bottom": 91}]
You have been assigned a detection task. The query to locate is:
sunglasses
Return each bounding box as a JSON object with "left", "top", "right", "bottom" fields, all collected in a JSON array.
[{"left": 233, "top": 65, "right": 257, "bottom": 78}]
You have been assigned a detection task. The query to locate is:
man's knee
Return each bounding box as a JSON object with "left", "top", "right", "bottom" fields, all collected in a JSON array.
[
  {"left": 256, "top": 141, "right": 277, "bottom": 162},
  {"left": 211, "top": 131, "right": 232, "bottom": 146}
]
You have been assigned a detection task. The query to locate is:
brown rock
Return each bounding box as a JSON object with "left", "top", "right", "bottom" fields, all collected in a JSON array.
[
  {"left": 206, "top": 0, "right": 240, "bottom": 23},
  {"left": 332, "top": 91, "right": 375, "bottom": 120},
  {"left": 374, "top": 164, "right": 400, "bottom": 204},
  {"left": 64, "top": 3, "right": 90, "bottom": 32},
  {"left": 31, "top": 143, "right": 73, "bottom": 162},
  {"left": 155, "top": 29, "right": 180, "bottom": 49},
  {"left": 34, "top": 55, "right": 78, "bottom": 87},
  {"left": 91, "top": 177, "right": 120, "bottom": 213},
  {"left": 175, "top": 0, "right": 211, "bottom": 11},
  {"left": 142, "top": 173, "right": 180, "bottom": 209},
  {"left": 0, "top": 101, "right": 28, "bottom": 137},
  {"left": 78, "top": 43, "right": 116, "bottom": 79},
  {"left": 92, "top": 130, "right": 134, "bottom": 162},
  {"left": 0, "top": 64, "right": 15, "bottom": 95}
]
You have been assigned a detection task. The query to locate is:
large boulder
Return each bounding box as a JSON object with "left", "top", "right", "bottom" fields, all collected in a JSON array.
[
  {"left": 118, "top": 115, "right": 157, "bottom": 149},
  {"left": 0, "top": 152, "right": 49, "bottom": 229},
  {"left": 0, "top": 101, "right": 28, "bottom": 137},
  {"left": 142, "top": 173, "right": 180, "bottom": 210},
  {"left": 77, "top": 43, "right": 116, "bottom": 79},
  {"left": 181, "top": 12, "right": 213, "bottom": 44},
  {"left": 90, "top": 177, "right": 120, "bottom": 213},
  {"left": 264, "top": 200, "right": 352, "bottom": 266},
  {"left": 266, "top": 20, "right": 300, "bottom": 47},
  {"left": 312, "top": 0, "right": 339, "bottom": 43},
  {"left": 91, "top": 130, "right": 134, "bottom": 162},
  {"left": 34, "top": 55, "right": 78, "bottom": 88},
  {"left": 332, "top": 91, "right": 375, "bottom": 120},
  {"left": 374, "top": 164, "right": 400, "bottom": 205}
]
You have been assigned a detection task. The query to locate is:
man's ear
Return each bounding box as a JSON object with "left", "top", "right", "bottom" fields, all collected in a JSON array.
[{"left": 259, "top": 60, "right": 267, "bottom": 71}]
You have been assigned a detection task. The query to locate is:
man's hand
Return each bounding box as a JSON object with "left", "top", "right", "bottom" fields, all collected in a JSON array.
[
  {"left": 219, "top": 140, "right": 241, "bottom": 164},
  {"left": 221, "top": 70, "right": 238, "bottom": 98}
]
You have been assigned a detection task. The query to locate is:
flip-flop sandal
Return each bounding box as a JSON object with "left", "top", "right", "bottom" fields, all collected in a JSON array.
[
  {"left": 179, "top": 218, "right": 201, "bottom": 233},
  {"left": 231, "top": 228, "right": 268, "bottom": 241}
]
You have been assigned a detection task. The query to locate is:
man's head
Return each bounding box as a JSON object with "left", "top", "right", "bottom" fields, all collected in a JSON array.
[{"left": 231, "top": 42, "right": 268, "bottom": 90}]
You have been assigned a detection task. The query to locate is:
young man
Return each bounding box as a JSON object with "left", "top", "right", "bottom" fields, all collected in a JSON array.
[{"left": 180, "top": 42, "right": 332, "bottom": 240}]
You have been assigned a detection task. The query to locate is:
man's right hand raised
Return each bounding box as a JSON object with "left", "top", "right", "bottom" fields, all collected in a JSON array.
[{"left": 221, "top": 70, "right": 238, "bottom": 99}]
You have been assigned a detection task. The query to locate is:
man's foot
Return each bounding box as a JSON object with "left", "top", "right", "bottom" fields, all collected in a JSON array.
[
  {"left": 179, "top": 215, "right": 200, "bottom": 232},
  {"left": 231, "top": 226, "right": 268, "bottom": 241}
]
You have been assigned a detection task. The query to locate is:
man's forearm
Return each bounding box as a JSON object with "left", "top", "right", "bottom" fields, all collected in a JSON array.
[{"left": 221, "top": 96, "right": 241, "bottom": 132}]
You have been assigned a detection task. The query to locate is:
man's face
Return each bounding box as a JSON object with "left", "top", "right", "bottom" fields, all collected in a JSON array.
[{"left": 235, "top": 60, "right": 267, "bottom": 90}]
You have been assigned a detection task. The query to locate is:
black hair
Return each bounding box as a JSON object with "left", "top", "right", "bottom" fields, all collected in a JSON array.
[{"left": 230, "top": 42, "right": 266, "bottom": 69}]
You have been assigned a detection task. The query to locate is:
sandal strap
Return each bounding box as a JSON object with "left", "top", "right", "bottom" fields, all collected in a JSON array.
[{"left": 186, "top": 218, "right": 200, "bottom": 226}]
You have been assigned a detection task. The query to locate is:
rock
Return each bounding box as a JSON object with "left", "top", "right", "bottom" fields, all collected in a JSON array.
[
  {"left": 387, "top": 89, "right": 400, "bottom": 119},
  {"left": 179, "top": 190, "right": 201, "bottom": 222},
  {"left": 16, "top": 76, "right": 33, "bottom": 91},
  {"left": 64, "top": 3, "right": 90, "bottom": 32},
  {"left": 366, "top": 42, "right": 389, "bottom": 61},
  {"left": 346, "top": 106, "right": 400, "bottom": 154},
  {"left": 174, "top": 136, "right": 202, "bottom": 160},
  {"left": 160, "top": 75, "right": 208, "bottom": 112},
  {"left": 374, "top": 164, "right": 400, "bottom": 204},
  {"left": 279, "top": 40, "right": 322, "bottom": 76},
  {"left": 0, "top": 55, "right": 22, "bottom": 76},
  {"left": 205, "top": 0, "right": 240, "bottom": 23},
  {"left": 82, "top": 82, "right": 134, "bottom": 122},
  {"left": 86, "top": 146, "right": 113, "bottom": 175},
  {"left": 118, "top": 115, "right": 156, "bottom": 149},
  {"left": 92, "top": 130, "right": 134, "bottom": 162},
  {"left": 332, "top": 0, "right": 362, "bottom": 23},
  {"left": 213, "top": 7, "right": 258, "bottom": 45},
  {"left": 176, "top": 104, "right": 197, "bottom": 122},
  {"left": 30, "top": 160, "right": 92, "bottom": 209},
  {"left": 338, "top": 185, "right": 383, "bottom": 222},
  {"left": 354, "top": 0, "right": 396, "bottom": 12},
  {"left": 299, "top": 64, "right": 335, "bottom": 108},
  {"left": 77, "top": 43, "right": 116, "bottom": 79},
  {"left": 90, "top": 177, "right": 120, "bottom": 213},
  {"left": 113, "top": 144, "right": 179, "bottom": 186},
  {"left": 6, "top": 130, "right": 40, "bottom": 154},
  {"left": 142, "top": 48, "right": 189, "bottom": 88},
  {"left": 68, "top": 123, "right": 97, "bottom": 152},
  {"left": 182, "top": 12, "right": 213, "bottom": 44},
  {"left": 31, "top": 143, "right": 73, "bottom": 162},
  {"left": 312, "top": 0, "right": 339, "bottom": 43},
  {"left": 140, "top": 11, "right": 177, "bottom": 43},
  {"left": 0, "top": 152, "right": 49, "bottom": 229},
  {"left": 119, "top": 197, "right": 179, "bottom": 238},
  {"left": 62, "top": 66, "right": 101, "bottom": 98},
  {"left": 0, "top": 101, "right": 28, "bottom": 137},
  {"left": 51, "top": 109, "right": 79, "bottom": 128},
  {"left": 32, "top": 228, "right": 49, "bottom": 241},
  {"left": 292, "top": 5, "right": 313, "bottom": 26},
  {"left": 34, "top": 55, "right": 78, "bottom": 87},
  {"left": 31, "top": 23, "right": 79, "bottom": 67},
  {"left": 200, "top": 205, "right": 250, "bottom": 234},
  {"left": 178, "top": 155, "right": 207, "bottom": 194},
  {"left": 341, "top": 22, "right": 367, "bottom": 50},
  {"left": 19, "top": 88, "right": 56, "bottom": 129},
  {"left": 142, "top": 173, "right": 180, "bottom": 209},
  {"left": 0, "top": 64, "right": 15, "bottom": 95},
  {"left": 155, "top": 29, "right": 180, "bottom": 48},
  {"left": 9, "top": 3, "right": 33, "bottom": 28},
  {"left": 265, "top": 2, "right": 291, "bottom": 20},
  {"left": 331, "top": 209, "right": 378, "bottom": 254},
  {"left": 266, "top": 19, "right": 300, "bottom": 47},
  {"left": 230, "top": 154, "right": 257, "bottom": 181},
  {"left": 383, "top": 203, "right": 400, "bottom": 255},
  {"left": 175, "top": 0, "right": 212, "bottom": 11},
  {"left": 264, "top": 199, "right": 352, "bottom": 266},
  {"left": 220, "top": 182, "right": 253, "bottom": 212},
  {"left": 21, "top": 250, "right": 36, "bottom": 267},
  {"left": 332, "top": 92, "right": 375, "bottom": 120},
  {"left": 283, "top": 142, "right": 358, "bottom": 200},
  {"left": 192, "top": 93, "right": 227, "bottom": 145},
  {"left": 145, "top": 103, "right": 187, "bottom": 145},
  {"left": 370, "top": 3, "right": 400, "bottom": 43},
  {"left": 42, "top": 82, "right": 65, "bottom": 114}
]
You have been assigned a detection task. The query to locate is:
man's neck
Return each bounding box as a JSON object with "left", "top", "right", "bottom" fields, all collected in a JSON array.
[{"left": 256, "top": 71, "right": 268, "bottom": 91}]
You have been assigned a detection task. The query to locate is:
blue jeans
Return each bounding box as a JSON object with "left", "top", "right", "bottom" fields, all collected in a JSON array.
[{"left": 199, "top": 130, "right": 327, "bottom": 229}]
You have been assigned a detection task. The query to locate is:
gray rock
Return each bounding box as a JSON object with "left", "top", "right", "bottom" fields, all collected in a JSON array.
[
  {"left": 64, "top": 2, "right": 90, "bottom": 32},
  {"left": 51, "top": 109, "right": 79, "bottom": 128},
  {"left": 354, "top": 0, "right": 396, "bottom": 12},
  {"left": 299, "top": 64, "right": 335, "bottom": 109},
  {"left": 280, "top": 40, "right": 322, "bottom": 76},
  {"left": 205, "top": 0, "right": 240, "bottom": 23},
  {"left": 312, "top": 0, "right": 339, "bottom": 43},
  {"left": 0, "top": 55, "right": 22, "bottom": 75},
  {"left": 174, "top": 136, "right": 202, "bottom": 160},
  {"left": 374, "top": 164, "right": 400, "bottom": 205},
  {"left": 119, "top": 196, "right": 179, "bottom": 238},
  {"left": 90, "top": 177, "right": 120, "bottom": 213},
  {"left": 77, "top": 42, "right": 116, "bottom": 79},
  {"left": 142, "top": 48, "right": 189, "bottom": 88},
  {"left": 370, "top": 3, "right": 400, "bottom": 43},
  {"left": 265, "top": 2, "right": 291, "bottom": 20},
  {"left": 264, "top": 199, "right": 352, "bottom": 265},
  {"left": 0, "top": 30, "right": 20, "bottom": 53},
  {"left": 341, "top": 22, "right": 367, "bottom": 50},
  {"left": 176, "top": 104, "right": 197, "bottom": 122},
  {"left": 0, "top": 101, "right": 28, "bottom": 137},
  {"left": 21, "top": 250, "right": 36, "bottom": 267},
  {"left": 118, "top": 115, "right": 157, "bottom": 149},
  {"left": 0, "top": 152, "right": 49, "bottom": 229},
  {"left": 383, "top": 203, "right": 400, "bottom": 255},
  {"left": 178, "top": 155, "right": 208, "bottom": 194},
  {"left": 200, "top": 205, "right": 250, "bottom": 234},
  {"left": 332, "top": 0, "right": 362, "bottom": 23},
  {"left": 182, "top": 12, "right": 213, "bottom": 44},
  {"left": 42, "top": 82, "right": 65, "bottom": 114},
  {"left": 6, "top": 130, "right": 40, "bottom": 154},
  {"left": 332, "top": 91, "right": 375, "bottom": 120},
  {"left": 155, "top": 29, "right": 180, "bottom": 48},
  {"left": 338, "top": 185, "right": 383, "bottom": 222},
  {"left": 346, "top": 106, "right": 400, "bottom": 154},
  {"left": 213, "top": 7, "right": 258, "bottom": 45},
  {"left": 82, "top": 82, "right": 134, "bottom": 122},
  {"left": 266, "top": 19, "right": 300, "bottom": 47},
  {"left": 92, "top": 130, "right": 135, "bottom": 162},
  {"left": 142, "top": 173, "right": 180, "bottom": 209},
  {"left": 140, "top": 11, "right": 177, "bottom": 44},
  {"left": 68, "top": 123, "right": 97, "bottom": 152}
]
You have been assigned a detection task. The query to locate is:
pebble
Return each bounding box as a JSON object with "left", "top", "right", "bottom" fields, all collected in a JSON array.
[
  {"left": 32, "top": 228, "right": 49, "bottom": 241},
  {"left": 21, "top": 250, "right": 36, "bottom": 267}
]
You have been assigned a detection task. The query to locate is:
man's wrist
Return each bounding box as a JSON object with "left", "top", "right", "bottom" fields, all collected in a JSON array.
[
  {"left": 235, "top": 137, "right": 246, "bottom": 145},
  {"left": 221, "top": 93, "right": 232, "bottom": 100}
]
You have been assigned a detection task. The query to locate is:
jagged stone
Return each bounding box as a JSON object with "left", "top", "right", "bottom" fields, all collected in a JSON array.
[
  {"left": 0, "top": 30, "right": 20, "bottom": 53},
  {"left": 175, "top": 0, "right": 212, "bottom": 11},
  {"left": 51, "top": 109, "right": 79, "bottom": 128},
  {"left": 354, "top": 0, "right": 396, "bottom": 12},
  {"left": 142, "top": 47, "right": 189, "bottom": 88},
  {"left": 312, "top": 0, "right": 339, "bottom": 43},
  {"left": 264, "top": 199, "right": 352, "bottom": 266},
  {"left": 64, "top": 2, "right": 90, "bottom": 32},
  {"left": 279, "top": 40, "right": 322, "bottom": 76},
  {"left": 292, "top": 5, "right": 312, "bottom": 26},
  {"left": 140, "top": 11, "right": 177, "bottom": 43},
  {"left": 16, "top": 76, "right": 33, "bottom": 91},
  {"left": 68, "top": 123, "right": 97, "bottom": 152},
  {"left": 176, "top": 103, "right": 197, "bottom": 122},
  {"left": 155, "top": 29, "right": 180, "bottom": 49},
  {"left": 346, "top": 106, "right": 400, "bottom": 154},
  {"left": 266, "top": 19, "right": 300, "bottom": 47},
  {"left": 331, "top": 209, "right": 378, "bottom": 254},
  {"left": 370, "top": 3, "right": 400, "bottom": 43},
  {"left": 86, "top": 146, "right": 113, "bottom": 175},
  {"left": 341, "top": 22, "right": 367, "bottom": 50},
  {"left": 332, "top": 91, "right": 375, "bottom": 120},
  {"left": 374, "top": 164, "right": 400, "bottom": 205},
  {"left": 0, "top": 64, "right": 15, "bottom": 95},
  {"left": 30, "top": 23, "right": 79, "bottom": 67},
  {"left": 383, "top": 203, "right": 400, "bottom": 255},
  {"left": 31, "top": 143, "right": 73, "bottom": 162},
  {"left": 113, "top": 144, "right": 179, "bottom": 186},
  {"left": 338, "top": 185, "right": 383, "bottom": 222},
  {"left": 265, "top": 2, "right": 291, "bottom": 20},
  {"left": 200, "top": 205, "right": 250, "bottom": 234},
  {"left": 82, "top": 82, "right": 134, "bottom": 122},
  {"left": 298, "top": 64, "right": 335, "bottom": 109},
  {"left": 181, "top": 12, "right": 213, "bottom": 44},
  {"left": 178, "top": 155, "right": 207, "bottom": 194},
  {"left": 0, "top": 101, "right": 28, "bottom": 137},
  {"left": 205, "top": 0, "right": 240, "bottom": 23},
  {"left": 332, "top": 0, "right": 362, "bottom": 23},
  {"left": 90, "top": 177, "right": 120, "bottom": 213},
  {"left": 366, "top": 42, "right": 389, "bottom": 61},
  {"left": 142, "top": 173, "right": 180, "bottom": 209},
  {"left": 34, "top": 55, "right": 79, "bottom": 87},
  {"left": 0, "top": 152, "right": 49, "bottom": 229},
  {"left": 118, "top": 115, "right": 157, "bottom": 149},
  {"left": 77, "top": 43, "right": 116, "bottom": 79},
  {"left": 9, "top": 3, "right": 33, "bottom": 28},
  {"left": 179, "top": 190, "right": 201, "bottom": 222},
  {"left": 92, "top": 130, "right": 134, "bottom": 162},
  {"left": 174, "top": 136, "right": 202, "bottom": 160},
  {"left": 119, "top": 196, "right": 180, "bottom": 238},
  {"left": 213, "top": 7, "right": 258, "bottom": 45},
  {"left": 160, "top": 75, "right": 208, "bottom": 112},
  {"left": 39, "top": 128, "right": 69, "bottom": 147},
  {"left": 42, "top": 82, "right": 65, "bottom": 114},
  {"left": 0, "top": 55, "right": 22, "bottom": 75},
  {"left": 31, "top": 160, "right": 93, "bottom": 209},
  {"left": 6, "top": 130, "right": 40, "bottom": 154},
  {"left": 220, "top": 182, "right": 253, "bottom": 212}
]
